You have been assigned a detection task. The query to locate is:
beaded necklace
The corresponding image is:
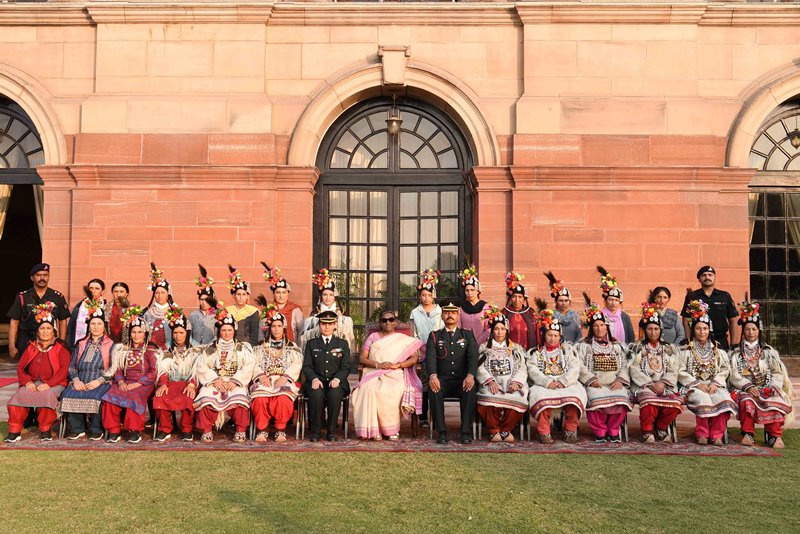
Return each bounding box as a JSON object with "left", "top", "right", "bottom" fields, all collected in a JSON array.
[
  {"left": 591, "top": 338, "right": 618, "bottom": 372},
  {"left": 642, "top": 342, "right": 665, "bottom": 374},
  {"left": 739, "top": 341, "right": 770, "bottom": 387},
  {"left": 541, "top": 346, "right": 564, "bottom": 375},
  {"left": 216, "top": 339, "right": 239, "bottom": 376},
  {"left": 689, "top": 341, "right": 716, "bottom": 381},
  {"left": 123, "top": 345, "right": 145, "bottom": 377}
]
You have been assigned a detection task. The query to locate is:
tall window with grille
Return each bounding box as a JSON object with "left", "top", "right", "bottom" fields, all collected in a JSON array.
[
  {"left": 315, "top": 98, "right": 473, "bottom": 346},
  {"left": 748, "top": 100, "right": 800, "bottom": 357}
]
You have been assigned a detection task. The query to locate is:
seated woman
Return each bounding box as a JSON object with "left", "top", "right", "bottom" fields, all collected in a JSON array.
[
  {"left": 352, "top": 308, "right": 423, "bottom": 440},
  {"left": 629, "top": 302, "right": 682, "bottom": 443},
  {"left": 677, "top": 301, "right": 737, "bottom": 446},
  {"left": 299, "top": 268, "right": 355, "bottom": 352},
  {"left": 475, "top": 305, "right": 528, "bottom": 443},
  {"left": 101, "top": 308, "right": 158, "bottom": 443},
  {"left": 60, "top": 301, "right": 116, "bottom": 441},
  {"left": 728, "top": 296, "right": 794, "bottom": 448},
  {"left": 250, "top": 299, "right": 303, "bottom": 443},
  {"left": 576, "top": 294, "right": 632, "bottom": 443},
  {"left": 527, "top": 307, "right": 586, "bottom": 444},
  {"left": 193, "top": 307, "right": 256, "bottom": 443},
  {"left": 153, "top": 307, "right": 198, "bottom": 442},
  {"left": 4, "top": 303, "right": 71, "bottom": 443}
]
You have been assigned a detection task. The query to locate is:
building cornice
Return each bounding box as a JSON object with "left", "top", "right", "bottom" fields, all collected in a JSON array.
[{"left": 1, "top": 2, "right": 798, "bottom": 27}]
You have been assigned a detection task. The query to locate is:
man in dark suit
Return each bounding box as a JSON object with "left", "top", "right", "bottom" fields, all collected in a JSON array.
[
  {"left": 426, "top": 301, "right": 478, "bottom": 444},
  {"left": 302, "top": 310, "right": 352, "bottom": 442}
]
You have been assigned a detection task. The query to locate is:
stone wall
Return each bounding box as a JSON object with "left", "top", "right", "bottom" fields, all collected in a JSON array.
[{"left": 0, "top": 1, "right": 797, "bottom": 316}]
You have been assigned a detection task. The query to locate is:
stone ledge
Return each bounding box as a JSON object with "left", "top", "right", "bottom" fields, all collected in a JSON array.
[
  {"left": 472, "top": 165, "right": 756, "bottom": 191},
  {"left": 37, "top": 164, "right": 320, "bottom": 191}
]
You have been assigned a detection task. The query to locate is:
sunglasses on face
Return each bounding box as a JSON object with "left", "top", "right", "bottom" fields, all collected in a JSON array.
[{"left": 380, "top": 317, "right": 396, "bottom": 323}]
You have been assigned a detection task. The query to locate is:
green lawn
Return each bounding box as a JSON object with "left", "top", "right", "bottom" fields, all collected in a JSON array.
[{"left": 1, "top": 422, "right": 798, "bottom": 533}]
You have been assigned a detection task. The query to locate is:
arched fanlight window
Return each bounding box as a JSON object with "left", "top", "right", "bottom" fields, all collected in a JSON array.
[
  {"left": 748, "top": 101, "right": 800, "bottom": 171},
  {"left": 326, "top": 102, "right": 464, "bottom": 171},
  {"left": 0, "top": 100, "right": 45, "bottom": 169}
]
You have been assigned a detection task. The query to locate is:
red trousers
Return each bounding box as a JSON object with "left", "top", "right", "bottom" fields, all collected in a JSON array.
[
  {"left": 196, "top": 405, "right": 249, "bottom": 433},
  {"left": 7, "top": 406, "right": 57, "bottom": 433},
  {"left": 156, "top": 408, "right": 195, "bottom": 434},
  {"left": 740, "top": 411, "right": 783, "bottom": 437},
  {"left": 477, "top": 405, "right": 523, "bottom": 434},
  {"left": 251, "top": 396, "right": 294, "bottom": 431},
  {"left": 694, "top": 413, "right": 730, "bottom": 439},
  {"left": 638, "top": 405, "right": 681, "bottom": 433},
  {"left": 102, "top": 402, "right": 147, "bottom": 433},
  {"left": 536, "top": 406, "right": 579, "bottom": 436}
]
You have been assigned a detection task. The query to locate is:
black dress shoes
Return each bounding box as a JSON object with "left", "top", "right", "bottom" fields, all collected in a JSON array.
[
  {"left": 437, "top": 432, "right": 448, "bottom": 444},
  {"left": 460, "top": 434, "right": 473, "bottom": 444}
]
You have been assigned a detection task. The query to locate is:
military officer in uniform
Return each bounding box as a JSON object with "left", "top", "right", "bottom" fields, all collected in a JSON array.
[
  {"left": 680, "top": 265, "right": 739, "bottom": 350},
  {"left": 426, "top": 301, "right": 478, "bottom": 444},
  {"left": 302, "top": 310, "right": 353, "bottom": 442},
  {"left": 7, "top": 263, "right": 70, "bottom": 359}
]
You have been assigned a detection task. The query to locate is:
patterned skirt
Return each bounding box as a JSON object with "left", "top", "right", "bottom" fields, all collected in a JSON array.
[
  {"left": 732, "top": 388, "right": 792, "bottom": 425},
  {"left": 152, "top": 380, "right": 195, "bottom": 412},
  {"left": 61, "top": 383, "right": 111, "bottom": 414},
  {"left": 7, "top": 383, "right": 65, "bottom": 412},
  {"left": 634, "top": 387, "right": 684, "bottom": 410},
  {"left": 102, "top": 382, "right": 155, "bottom": 415}
]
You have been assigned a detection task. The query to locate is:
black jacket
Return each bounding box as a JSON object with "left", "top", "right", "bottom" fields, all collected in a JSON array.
[
  {"left": 425, "top": 327, "right": 478, "bottom": 380},
  {"left": 302, "top": 335, "right": 353, "bottom": 386}
]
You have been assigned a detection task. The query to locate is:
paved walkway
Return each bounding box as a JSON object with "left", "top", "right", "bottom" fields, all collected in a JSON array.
[{"left": 1, "top": 356, "right": 797, "bottom": 434}]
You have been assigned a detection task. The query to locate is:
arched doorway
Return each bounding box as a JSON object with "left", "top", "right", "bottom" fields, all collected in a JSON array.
[
  {"left": 314, "top": 97, "right": 474, "bottom": 344},
  {"left": 747, "top": 97, "right": 800, "bottom": 357},
  {"left": 0, "top": 96, "right": 45, "bottom": 332}
]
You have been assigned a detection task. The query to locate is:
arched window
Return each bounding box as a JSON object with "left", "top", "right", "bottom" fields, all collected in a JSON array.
[
  {"left": 315, "top": 97, "right": 473, "bottom": 344},
  {"left": 0, "top": 98, "right": 45, "bottom": 169},
  {"left": 748, "top": 99, "right": 800, "bottom": 356}
]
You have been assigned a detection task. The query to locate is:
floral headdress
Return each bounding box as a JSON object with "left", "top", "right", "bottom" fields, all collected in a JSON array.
[
  {"left": 458, "top": 264, "right": 480, "bottom": 289},
  {"left": 214, "top": 306, "right": 237, "bottom": 330},
  {"left": 417, "top": 268, "right": 440, "bottom": 295},
  {"left": 505, "top": 271, "right": 527, "bottom": 298},
  {"left": 639, "top": 300, "right": 661, "bottom": 328},
  {"left": 195, "top": 263, "right": 215, "bottom": 298},
  {"left": 544, "top": 271, "right": 570, "bottom": 300},
  {"left": 685, "top": 300, "right": 713, "bottom": 332},
  {"left": 226, "top": 264, "right": 250, "bottom": 295},
  {"left": 148, "top": 261, "right": 170, "bottom": 293},
  {"left": 481, "top": 303, "right": 508, "bottom": 329},
  {"left": 539, "top": 308, "right": 562, "bottom": 333},
  {"left": 596, "top": 265, "right": 622, "bottom": 300},
  {"left": 261, "top": 261, "right": 289, "bottom": 292},
  {"left": 33, "top": 301, "right": 56, "bottom": 327},
  {"left": 166, "top": 305, "right": 188, "bottom": 329},
  {"left": 83, "top": 298, "right": 105, "bottom": 323},
  {"left": 312, "top": 268, "right": 336, "bottom": 294},
  {"left": 581, "top": 292, "right": 608, "bottom": 327},
  {"left": 121, "top": 305, "right": 148, "bottom": 332},
  {"left": 738, "top": 293, "right": 761, "bottom": 328}
]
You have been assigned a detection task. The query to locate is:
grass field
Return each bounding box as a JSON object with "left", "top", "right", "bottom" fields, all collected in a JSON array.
[{"left": 1, "top": 422, "right": 799, "bottom": 533}]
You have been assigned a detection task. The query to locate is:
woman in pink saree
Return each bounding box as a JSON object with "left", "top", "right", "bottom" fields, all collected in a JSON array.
[{"left": 351, "top": 309, "right": 423, "bottom": 440}]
